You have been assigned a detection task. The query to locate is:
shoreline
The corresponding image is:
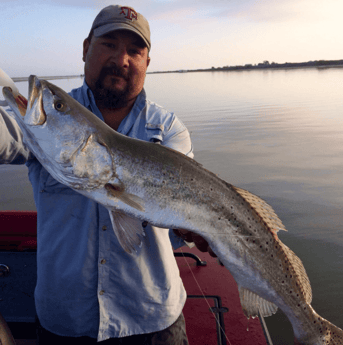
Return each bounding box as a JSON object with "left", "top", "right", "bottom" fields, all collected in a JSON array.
[
  {"left": 148, "top": 63, "right": 343, "bottom": 75},
  {"left": 10, "top": 63, "right": 343, "bottom": 81}
]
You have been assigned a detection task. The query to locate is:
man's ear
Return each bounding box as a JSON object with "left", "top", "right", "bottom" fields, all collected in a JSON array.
[{"left": 83, "top": 39, "right": 90, "bottom": 62}]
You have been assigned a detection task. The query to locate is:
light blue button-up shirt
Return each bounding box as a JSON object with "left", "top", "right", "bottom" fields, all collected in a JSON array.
[{"left": 0, "top": 80, "right": 193, "bottom": 341}]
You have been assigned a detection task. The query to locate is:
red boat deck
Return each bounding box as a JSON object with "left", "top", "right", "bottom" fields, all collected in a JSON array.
[{"left": 0, "top": 211, "right": 269, "bottom": 344}]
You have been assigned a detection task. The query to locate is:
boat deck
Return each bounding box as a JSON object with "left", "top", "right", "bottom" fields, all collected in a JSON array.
[{"left": 0, "top": 211, "right": 272, "bottom": 344}]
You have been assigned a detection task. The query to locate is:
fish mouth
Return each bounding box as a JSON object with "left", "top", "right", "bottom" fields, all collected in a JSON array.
[
  {"left": 2, "top": 75, "right": 46, "bottom": 125},
  {"left": 2, "top": 86, "right": 27, "bottom": 117},
  {"left": 14, "top": 94, "right": 27, "bottom": 116},
  {"left": 26, "top": 75, "right": 46, "bottom": 125}
]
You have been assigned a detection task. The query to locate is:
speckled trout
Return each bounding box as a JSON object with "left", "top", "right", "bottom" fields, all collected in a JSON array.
[{"left": 3, "top": 76, "right": 343, "bottom": 345}]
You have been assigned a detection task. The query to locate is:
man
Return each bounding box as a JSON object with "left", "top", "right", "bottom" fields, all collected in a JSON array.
[{"left": 0, "top": 5, "right": 214, "bottom": 344}]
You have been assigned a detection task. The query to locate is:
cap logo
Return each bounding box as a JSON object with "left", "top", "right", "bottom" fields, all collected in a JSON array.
[{"left": 119, "top": 7, "right": 138, "bottom": 21}]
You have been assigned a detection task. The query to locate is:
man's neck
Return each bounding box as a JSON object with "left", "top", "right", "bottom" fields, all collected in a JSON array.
[{"left": 98, "top": 98, "right": 136, "bottom": 131}]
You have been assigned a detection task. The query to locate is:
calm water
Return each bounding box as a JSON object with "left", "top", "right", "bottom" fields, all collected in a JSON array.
[{"left": 1, "top": 68, "right": 343, "bottom": 341}]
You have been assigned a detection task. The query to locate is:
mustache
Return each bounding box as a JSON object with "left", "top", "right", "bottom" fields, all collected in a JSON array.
[{"left": 99, "top": 65, "right": 129, "bottom": 81}]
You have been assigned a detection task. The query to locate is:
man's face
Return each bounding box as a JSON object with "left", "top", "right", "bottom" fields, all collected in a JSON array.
[{"left": 83, "top": 30, "right": 150, "bottom": 108}]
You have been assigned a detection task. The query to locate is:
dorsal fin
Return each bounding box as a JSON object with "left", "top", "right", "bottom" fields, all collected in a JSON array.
[
  {"left": 279, "top": 242, "right": 312, "bottom": 304},
  {"left": 232, "top": 186, "right": 312, "bottom": 302},
  {"left": 232, "top": 186, "right": 286, "bottom": 236}
]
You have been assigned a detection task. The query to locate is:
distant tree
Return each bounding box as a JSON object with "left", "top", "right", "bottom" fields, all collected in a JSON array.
[{"left": 263, "top": 60, "right": 270, "bottom": 65}]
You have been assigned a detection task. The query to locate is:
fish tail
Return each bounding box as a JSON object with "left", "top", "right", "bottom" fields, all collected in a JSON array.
[{"left": 295, "top": 314, "right": 343, "bottom": 345}]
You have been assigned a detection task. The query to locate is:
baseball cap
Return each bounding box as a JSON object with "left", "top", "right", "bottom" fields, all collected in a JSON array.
[{"left": 90, "top": 5, "right": 151, "bottom": 51}]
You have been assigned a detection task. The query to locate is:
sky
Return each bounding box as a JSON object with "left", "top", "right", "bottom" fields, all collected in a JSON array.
[{"left": 1, "top": 0, "right": 342, "bottom": 77}]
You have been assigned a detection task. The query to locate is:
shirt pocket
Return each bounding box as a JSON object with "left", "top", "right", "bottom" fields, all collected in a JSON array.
[{"left": 145, "top": 123, "right": 164, "bottom": 143}]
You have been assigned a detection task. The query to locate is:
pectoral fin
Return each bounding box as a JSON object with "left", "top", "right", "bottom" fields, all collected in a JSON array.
[
  {"left": 238, "top": 286, "right": 278, "bottom": 318},
  {"left": 109, "top": 210, "right": 146, "bottom": 254},
  {"left": 105, "top": 183, "right": 145, "bottom": 212}
]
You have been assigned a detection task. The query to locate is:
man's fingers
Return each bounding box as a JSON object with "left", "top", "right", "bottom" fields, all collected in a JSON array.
[
  {"left": 174, "top": 229, "right": 217, "bottom": 258},
  {"left": 208, "top": 247, "right": 217, "bottom": 258},
  {"left": 173, "top": 229, "right": 193, "bottom": 243},
  {"left": 191, "top": 233, "right": 209, "bottom": 252}
]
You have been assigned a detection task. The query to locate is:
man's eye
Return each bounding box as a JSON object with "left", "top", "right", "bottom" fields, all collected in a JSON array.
[
  {"left": 103, "top": 43, "right": 115, "bottom": 49},
  {"left": 129, "top": 48, "right": 140, "bottom": 55}
]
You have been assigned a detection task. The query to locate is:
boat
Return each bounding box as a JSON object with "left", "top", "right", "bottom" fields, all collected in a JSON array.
[{"left": 0, "top": 210, "right": 273, "bottom": 344}]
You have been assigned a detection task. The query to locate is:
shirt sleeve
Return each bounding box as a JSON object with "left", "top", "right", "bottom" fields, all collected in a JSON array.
[
  {"left": 161, "top": 115, "right": 194, "bottom": 158},
  {"left": 0, "top": 107, "right": 31, "bottom": 164}
]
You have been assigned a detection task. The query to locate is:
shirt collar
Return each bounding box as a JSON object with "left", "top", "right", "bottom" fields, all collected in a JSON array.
[{"left": 81, "top": 79, "right": 146, "bottom": 135}]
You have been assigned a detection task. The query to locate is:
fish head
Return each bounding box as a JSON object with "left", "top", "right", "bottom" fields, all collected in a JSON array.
[
  {"left": 3, "top": 75, "right": 88, "bottom": 165},
  {"left": 3, "top": 75, "right": 114, "bottom": 189}
]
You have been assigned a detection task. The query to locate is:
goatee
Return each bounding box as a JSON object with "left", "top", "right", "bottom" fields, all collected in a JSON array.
[{"left": 92, "top": 65, "right": 131, "bottom": 109}]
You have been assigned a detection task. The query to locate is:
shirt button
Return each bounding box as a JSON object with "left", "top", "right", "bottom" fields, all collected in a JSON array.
[
  {"left": 100, "top": 259, "right": 106, "bottom": 264},
  {"left": 102, "top": 225, "right": 107, "bottom": 231},
  {"left": 99, "top": 290, "right": 105, "bottom": 295}
]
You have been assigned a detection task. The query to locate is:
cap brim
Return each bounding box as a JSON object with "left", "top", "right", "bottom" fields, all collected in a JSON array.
[{"left": 93, "top": 23, "right": 150, "bottom": 50}]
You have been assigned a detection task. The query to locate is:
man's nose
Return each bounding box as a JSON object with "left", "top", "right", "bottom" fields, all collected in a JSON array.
[{"left": 112, "top": 49, "right": 129, "bottom": 68}]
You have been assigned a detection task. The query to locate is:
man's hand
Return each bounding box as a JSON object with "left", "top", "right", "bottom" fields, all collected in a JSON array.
[{"left": 174, "top": 229, "right": 217, "bottom": 257}]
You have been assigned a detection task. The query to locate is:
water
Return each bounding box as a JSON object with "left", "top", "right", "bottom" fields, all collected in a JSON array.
[{"left": 1, "top": 68, "right": 343, "bottom": 340}]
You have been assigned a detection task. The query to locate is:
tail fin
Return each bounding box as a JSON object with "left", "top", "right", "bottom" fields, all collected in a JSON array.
[{"left": 295, "top": 314, "right": 343, "bottom": 345}]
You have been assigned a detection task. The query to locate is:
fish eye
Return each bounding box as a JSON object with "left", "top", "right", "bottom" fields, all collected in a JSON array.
[{"left": 54, "top": 100, "right": 65, "bottom": 112}]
